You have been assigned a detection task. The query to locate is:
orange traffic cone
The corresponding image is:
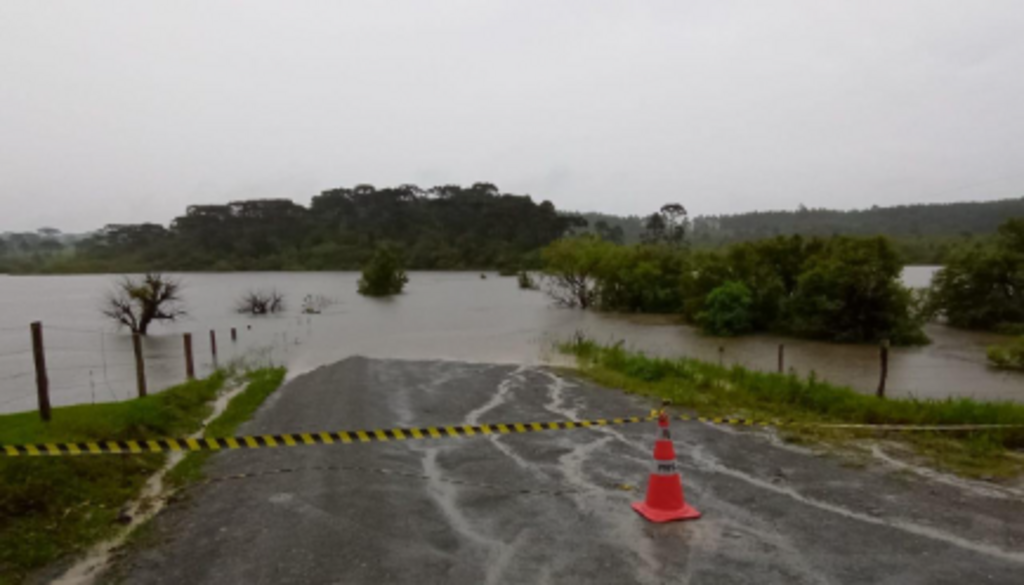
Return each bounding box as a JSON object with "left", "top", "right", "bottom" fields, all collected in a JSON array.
[{"left": 631, "top": 407, "right": 700, "bottom": 523}]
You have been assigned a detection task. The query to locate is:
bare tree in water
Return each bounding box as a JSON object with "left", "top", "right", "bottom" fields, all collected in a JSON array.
[
  {"left": 102, "top": 273, "right": 186, "bottom": 335},
  {"left": 236, "top": 290, "right": 286, "bottom": 315}
]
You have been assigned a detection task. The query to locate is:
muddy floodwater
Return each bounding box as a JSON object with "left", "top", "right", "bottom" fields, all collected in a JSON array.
[{"left": 0, "top": 268, "right": 1020, "bottom": 413}]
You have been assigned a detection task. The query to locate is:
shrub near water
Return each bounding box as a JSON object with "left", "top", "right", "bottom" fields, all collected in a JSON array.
[
  {"left": 696, "top": 281, "right": 754, "bottom": 336},
  {"left": 541, "top": 234, "right": 927, "bottom": 345},
  {"left": 929, "top": 218, "right": 1024, "bottom": 331},
  {"left": 988, "top": 337, "right": 1024, "bottom": 370},
  {"left": 357, "top": 245, "right": 408, "bottom": 297}
]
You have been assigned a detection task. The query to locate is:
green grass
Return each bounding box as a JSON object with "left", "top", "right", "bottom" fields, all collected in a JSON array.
[
  {"left": 562, "top": 338, "right": 1024, "bottom": 478},
  {"left": 988, "top": 337, "right": 1024, "bottom": 370},
  {"left": 0, "top": 373, "right": 227, "bottom": 585},
  {"left": 166, "top": 367, "right": 287, "bottom": 488}
]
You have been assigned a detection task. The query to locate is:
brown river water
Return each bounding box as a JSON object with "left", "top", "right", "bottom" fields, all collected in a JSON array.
[{"left": 0, "top": 268, "right": 1020, "bottom": 414}]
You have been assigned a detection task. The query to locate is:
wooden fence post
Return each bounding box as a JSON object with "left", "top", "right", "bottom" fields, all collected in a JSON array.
[
  {"left": 30, "top": 321, "right": 51, "bottom": 422},
  {"left": 210, "top": 330, "right": 218, "bottom": 368},
  {"left": 183, "top": 333, "right": 195, "bottom": 380},
  {"left": 231, "top": 327, "right": 237, "bottom": 342},
  {"left": 132, "top": 333, "right": 147, "bottom": 398},
  {"left": 778, "top": 344, "right": 785, "bottom": 374},
  {"left": 876, "top": 339, "right": 890, "bottom": 398},
  {"left": 718, "top": 346, "right": 724, "bottom": 367}
]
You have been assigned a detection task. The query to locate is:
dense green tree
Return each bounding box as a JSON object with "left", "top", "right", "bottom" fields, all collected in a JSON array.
[
  {"left": 545, "top": 234, "right": 926, "bottom": 344},
  {"left": 640, "top": 203, "right": 688, "bottom": 246},
  {"left": 787, "top": 237, "right": 926, "bottom": 344},
  {"left": 595, "top": 244, "right": 687, "bottom": 312},
  {"left": 696, "top": 281, "right": 754, "bottom": 336},
  {"left": 540, "top": 236, "right": 612, "bottom": 308},
  {"left": 929, "top": 219, "right": 1024, "bottom": 330},
  {"left": 641, "top": 213, "right": 666, "bottom": 244},
  {"left": 357, "top": 246, "right": 408, "bottom": 297},
  {"left": 679, "top": 251, "right": 728, "bottom": 319},
  {"left": 679, "top": 236, "right": 820, "bottom": 330},
  {"left": 593, "top": 220, "right": 625, "bottom": 245}
]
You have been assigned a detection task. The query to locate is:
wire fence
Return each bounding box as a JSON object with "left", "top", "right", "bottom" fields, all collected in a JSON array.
[
  {"left": 2, "top": 311, "right": 1021, "bottom": 418},
  {"left": 0, "top": 321, "right": 270, "bottom": 418}
]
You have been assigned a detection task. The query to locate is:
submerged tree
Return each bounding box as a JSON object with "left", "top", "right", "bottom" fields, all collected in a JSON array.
[
  {"left": 301, "top": 294, "right": 335, "bottom": 314},
  {"left": 102, "top": 273, "right": 185, "bottom": 335},
  {"left": 929, "top": 218, "right": 1024, "bottom": 331},
  {"left": 786, "top": 237, "right": 927, "bottom": 344},
  {"left": 236, "top": 290, "right": 286, "bottom": 315},
  {"left": 358, "top": 246, "right": 408, "bottom": 297},
  {"left": 517, "top": 270, "right": 538, "bottom": 290},
  {"left": 540, "top": 236, "right": 610, "bottom": 308}
]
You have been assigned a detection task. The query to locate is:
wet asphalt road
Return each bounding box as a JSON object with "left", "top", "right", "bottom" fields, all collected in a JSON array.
[{"left": 107, "top": 357, "right": 1024, "bottom": 584}]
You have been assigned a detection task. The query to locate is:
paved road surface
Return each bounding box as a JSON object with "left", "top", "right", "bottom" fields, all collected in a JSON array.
[{"left": 106, "top": 357, "right": 1024, "bottom": 584}]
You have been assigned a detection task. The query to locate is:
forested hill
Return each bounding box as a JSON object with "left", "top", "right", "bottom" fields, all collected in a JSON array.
[
  {"left": 580, "top": 197, "right": 1024, "bottom": 246},
  {"left": 5, "top": 188, "right": 1022, "bottom": 273},
  {"left": 2, "top": 183, "right": 583, "bottom": 273},
  {"left": 690, "top": 197, "right": 1024, "bottom": 243}
]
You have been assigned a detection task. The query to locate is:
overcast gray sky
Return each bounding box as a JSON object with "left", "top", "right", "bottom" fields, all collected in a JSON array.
[{"left": 2, "top": 1, "right": 1023, "bottom": 232}]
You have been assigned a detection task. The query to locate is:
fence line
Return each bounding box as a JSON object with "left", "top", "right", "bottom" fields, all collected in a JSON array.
[
  {"left": 0, "top": 321, "right": 256, "bottom": 421},
  {"left": 43, "top": 325, "right": 123, "bottom": 336}
]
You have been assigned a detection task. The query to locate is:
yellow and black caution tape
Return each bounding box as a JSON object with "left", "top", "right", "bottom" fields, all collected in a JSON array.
[
  {"left": 4, "top": 413, "right": 1020, "bottom": 458},
  {"left": 0, "top": 415, "right": 652, "bottom": 458}
]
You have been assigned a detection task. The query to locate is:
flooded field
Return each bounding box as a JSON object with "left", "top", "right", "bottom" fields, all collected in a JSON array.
[{"left": 0, "top": 268, "right": 1020, "bottom": 413}]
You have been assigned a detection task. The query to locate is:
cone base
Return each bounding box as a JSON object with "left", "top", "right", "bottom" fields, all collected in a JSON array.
[{"left": 631, "top": 501, "right": 701, "bottom": 523}]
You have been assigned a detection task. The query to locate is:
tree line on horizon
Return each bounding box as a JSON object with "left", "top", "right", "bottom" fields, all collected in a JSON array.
[
  {"left": 1, "top": 190, "right": 1023, "bottom": 273},
  {"left": 579, "top": 197, "right": 1024, "bottom": 264},
  {"left": 0, "top": 183, "right": 584, "bottom": 273}
]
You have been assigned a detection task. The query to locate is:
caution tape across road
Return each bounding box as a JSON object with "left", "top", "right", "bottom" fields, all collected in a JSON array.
[
  {"left": 1, "top": 415, "right": 653, "bottom": 457},
  {"left": 3, "top": 414, "right": 1021, "bottom": 458}
]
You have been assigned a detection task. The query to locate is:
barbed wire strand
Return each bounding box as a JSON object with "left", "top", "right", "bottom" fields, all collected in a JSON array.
[{"left": 44, "top": 325, "right": 122, "bottom": 336}]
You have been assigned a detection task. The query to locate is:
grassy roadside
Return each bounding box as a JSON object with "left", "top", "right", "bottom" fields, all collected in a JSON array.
[
  {"left": 0, "top": 373, "right": 227, "bottom": 585},
  {"left": 166, "top": 367, "right": 287, "bottom": 488},
  {"left": 562, "top": 338, "right": 1024, "bottom": 478}
]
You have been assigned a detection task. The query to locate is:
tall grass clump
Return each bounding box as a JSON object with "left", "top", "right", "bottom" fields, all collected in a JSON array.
[{"left": 987, "top": 337, "right": 1024, "bottom": 370}]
